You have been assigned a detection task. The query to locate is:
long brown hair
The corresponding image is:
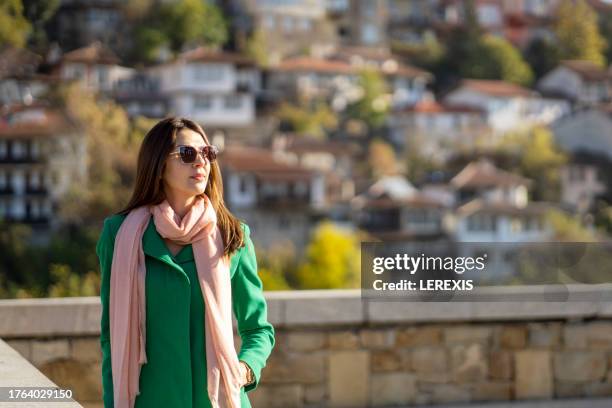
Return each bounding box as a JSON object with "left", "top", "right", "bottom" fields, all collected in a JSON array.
[{"left": 117, "top": 117, "right": 245, "bottom": 256}]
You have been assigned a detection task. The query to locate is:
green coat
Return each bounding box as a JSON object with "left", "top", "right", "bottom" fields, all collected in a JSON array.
[{"left": 96, "top": 214, "right": 275, "bottom": 408}]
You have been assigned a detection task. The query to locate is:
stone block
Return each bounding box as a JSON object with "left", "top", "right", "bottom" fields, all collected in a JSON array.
[
  {"left": 396, "top": 326, "right": 442, "bottom": 348},
  {"left": 553, "top": 351, "right": 607, "bottom": 382},
  {"left": 514, "top": 350, "right": 553, "bottom": 399},
  {"left": 287, "top": 332, "right": 326, "bottom": 352},
  {"left": 32, "top": 340, "right": 70, "bottom": 366},
  {"left": 370, "top": 372, "right": 416, "bottom": 407},
  {"left": 329, "top": 350, "right": 369, "bottom": 407}
]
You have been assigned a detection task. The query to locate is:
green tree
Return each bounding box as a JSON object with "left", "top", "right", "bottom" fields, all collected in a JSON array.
[
  {"left": 255, "top": 241, "right": 295, "bottom": 291},
  {"left": 294, "top": 222, "right": 360, "bottom": 289},
  {"left": 478, "top": 35, "right": 534, "bottom": 86},
  {"left": 346, "top": 69, "right": 389, "bottom": 131},
  {"left": 22, "top": 0, "right": 60, "bottom": 49},
  {"left": 160, "top": 0, "right": 227, "bottom": 51},
  {"left": 0, "top": 0, "right": 31, "bottom": 48},
  {"left": 246, "top": 28, "right": 269, "bottom": 67},
  {"left": 277, "top": 101, "right": 337, "bottom": 139},
  {"left": 391, "top": 30, "right": 445, "bottom": 70},
  {"left": 546, "top": 209, "right": 597, "bottom": 242},
  {"left": 131, "top": 0, "right": 228, "bottom": 62},
  {"left": 496, "top": 126, "right": 567, "bottom": 201},
  {"left": 554, "top": 0, "right": 607, "bottom": 66},
  {"left": 48, "top": 264, "right": 99, "bottom": 297}
]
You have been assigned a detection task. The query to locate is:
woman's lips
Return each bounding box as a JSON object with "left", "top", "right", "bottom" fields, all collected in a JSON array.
[{"left": 192, "top": 174, "right": 205, "bottom": 181}]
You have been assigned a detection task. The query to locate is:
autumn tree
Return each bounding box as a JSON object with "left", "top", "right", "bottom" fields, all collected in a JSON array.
[
  {"left": 0, "top": 0, "right": 31, "bottom": 48},
  {"left": 554, "top": 0, "right": 607, "bottom": 66},
  {"left": 53, "top": 83, "right": 140, "bottom": 224},
  {"left": 277, "top": 101, "right": 337, "bottom": 139},
  {"left": 495, "top": 126, "right": 567, "bottom": 201},
  {"left": 368, "top": 139, "right": 400, "bottom": 178},
  {"left": 294, "top": 222, "right": 361, "bottom": 289}
]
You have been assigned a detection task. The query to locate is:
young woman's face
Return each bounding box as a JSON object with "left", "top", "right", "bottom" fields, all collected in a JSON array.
[{"left": 162, "top": 128, "right": 211, "bottom": 200}]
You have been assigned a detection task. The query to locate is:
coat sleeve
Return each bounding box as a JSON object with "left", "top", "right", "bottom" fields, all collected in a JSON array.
[
  {"left": 232, "top": 224, "right": 275, "bottom": 393},
  {"left": 96, "top": 217, "right": 116, "bottom": 408}
]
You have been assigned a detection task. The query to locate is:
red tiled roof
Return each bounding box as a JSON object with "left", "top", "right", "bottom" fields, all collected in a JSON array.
[
  {"left": 0, "top": 47, "right": 42, "bottom": 78},
  {"left": 0, "top": 105, "right": 78, "bottom": 138},
  {"left": 62, "top": 41, "right": 120, "bottom": 65},
  {"left": 178, "top": 47, "right": 255, "bottom": 67},
  {"left": 274, "top": 56, "right": 356, "bottom": 74},
  {"left": 458, "top": 79, "right": 534, "bottom": 98},
  {"left": 560, "top": 60, "right": 611, "bottom": 82},
  {"left": 451, "top": 159, "right": 531, "bottom": 189},
  {"left": 219, "top": 146, "right": 313, "bottom": 181}
]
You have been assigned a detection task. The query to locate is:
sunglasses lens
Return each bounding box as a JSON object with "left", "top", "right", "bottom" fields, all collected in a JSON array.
[
  {"left": 204, "top": 146, "right": 217, "bottom": 162},
  {"left": 179, "top": 146, "right": 197, "bottom": 163}
]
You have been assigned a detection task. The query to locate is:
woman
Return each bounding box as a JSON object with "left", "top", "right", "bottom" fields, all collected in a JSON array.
[{"left": 96, "top": 117, "right": 275, "bottom": 408}]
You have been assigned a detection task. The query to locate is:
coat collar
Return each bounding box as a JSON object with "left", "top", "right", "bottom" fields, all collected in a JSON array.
[{"left": 142, "top": 217, "right": 194, "bottom": 274}]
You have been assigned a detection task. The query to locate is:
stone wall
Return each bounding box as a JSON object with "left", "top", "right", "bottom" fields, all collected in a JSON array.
[{"left": 1, "top": 289, "right": 612, "bottom": 407}]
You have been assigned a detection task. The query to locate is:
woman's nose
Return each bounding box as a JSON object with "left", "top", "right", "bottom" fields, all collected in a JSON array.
[{"left": 193, "top": 152, "right": 208, "bottom": 167}]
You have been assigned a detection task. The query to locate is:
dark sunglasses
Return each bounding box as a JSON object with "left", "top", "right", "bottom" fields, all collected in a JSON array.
[{"left": 169, "top": 145, "right": 219, "bottom": 164}]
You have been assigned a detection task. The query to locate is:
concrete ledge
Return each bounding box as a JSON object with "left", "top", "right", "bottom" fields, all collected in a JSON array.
[
  {"left": 0, "top": 286, "right": 612, "bottom": 337},
  {"left": 0, "top": 338, "right": 82, "bottom": 407}
]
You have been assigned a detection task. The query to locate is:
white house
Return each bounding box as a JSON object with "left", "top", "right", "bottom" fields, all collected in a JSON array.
[
  {"left": 219, "top": 145, "right": 326, "bottom": 252},
  {"left": 444, "top": 79, "right": 570, "bottom": 135},
  {"left": 267, "top": 52, "right": 432, "bottom": 110},
  {"left": 56, "top": 42, "right": 134, "bottom": 93},
  {"left": 0, "top": 104, "right": 86, "bottom": 228},
  {"left": 148, "top": 47, "right": 260, "bottom": 128},
  {"left": 560, "top": 162, "right": 607, "bottom": 213},
  {"left": 351, "top": 175, "right": 450, "bottom": 239},
  {"left": 453, "top": 199, "right": 552, "bottom": 243},
  {"left": 388, "top": 97, "right": 489, "bottom": 160},
  {"left": 450, "top": 159, "right": 552, "bottom": 242},
  {"left": 538, "top": 60, "right": 611, "bottom": 106},
  {"left": 271, "top": 133, "right": 359, "bottom": 204}
]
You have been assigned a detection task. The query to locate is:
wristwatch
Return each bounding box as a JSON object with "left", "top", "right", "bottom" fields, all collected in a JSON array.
[{"left": 241, "top": 361, "right": 255, "bottom": 386}]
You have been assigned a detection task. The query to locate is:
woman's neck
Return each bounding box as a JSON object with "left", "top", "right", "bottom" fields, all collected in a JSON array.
[{"left": 165, "top": 194, "right": 196, "bottom": 219}]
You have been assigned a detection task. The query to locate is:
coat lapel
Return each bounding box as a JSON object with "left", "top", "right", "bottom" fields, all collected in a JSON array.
[{"left": 142, "top": 217, "right": 190, "bottom": 276}]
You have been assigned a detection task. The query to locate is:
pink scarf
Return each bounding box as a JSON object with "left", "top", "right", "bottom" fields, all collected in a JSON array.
[{"left": 109, "top": 194, "right": 241, "bottom": 408}]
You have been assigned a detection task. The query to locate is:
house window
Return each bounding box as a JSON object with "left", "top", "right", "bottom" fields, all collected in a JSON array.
[
  {"left": 194, "top": 65, "right": 224, "bottom": 82},
  {"left": 12, "top": 141, "right": 25, "bottom": 158},
  {"left": 361, "top": 23, "right": 379, "bottom": 44},
  {"left": 193, "top": 95, "right": 213, "bottom": 110},
  {"left": 467, "top": 214, "right": 496, "bottom": 231},
  {"left": 224, "top": 95, "right": 242, "bottom": 109}
]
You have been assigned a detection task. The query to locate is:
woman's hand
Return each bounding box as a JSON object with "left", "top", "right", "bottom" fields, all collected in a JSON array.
[{"left": 238, "top": 361, "right": 250, "bottom": 388}]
